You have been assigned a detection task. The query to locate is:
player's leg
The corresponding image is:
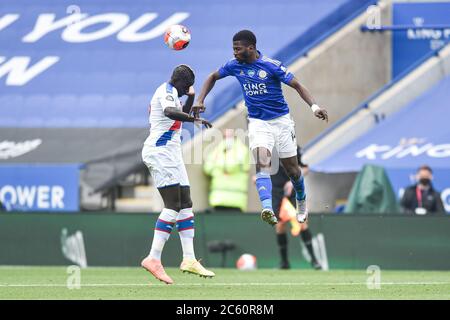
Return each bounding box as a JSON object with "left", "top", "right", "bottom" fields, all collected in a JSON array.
[
  {"left": 141, "top": 146, "right": 179, "bottom": 284},
  {"left": 254, "top": 147, "right": 278, "bottom": 225},
  {"left": 285, "top": 192, "right": 321, "bottom": 270},
  {"left": 278, "top": 116, "right": 308, "bottom": 223},
  {"left": 280, "top": 156, "right": 303, "bottom": 198},
  {"left": 152, "top": 185, "right": 182, "bottom": 259},
  {"left": 299, "top": 222, "right": 322, "bottom": 270},
  {"left": 280, "top": 155, "right": 308, "bottom": 221},
  {"left": 177, "top": 186, "right": 195, "bottom": 260},
  {"left": 178, "top": 186, "right": 215, "bottom": 278},
  {"left": 272, "top": 186, "right": 290, "bottom": 269},
  {"left": 248, "top": 118, "right": 277, "bottom": 225},
  {"left": 141, "top": 184, "right": 181, "bottom": 284},
  {"left": 276, "top": 223, "right": 290, "bottom": 269}
]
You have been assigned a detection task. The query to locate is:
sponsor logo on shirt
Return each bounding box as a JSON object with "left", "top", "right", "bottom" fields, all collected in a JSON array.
[{"left": 242, "top": 82, "right": 268, "bottom": 96}]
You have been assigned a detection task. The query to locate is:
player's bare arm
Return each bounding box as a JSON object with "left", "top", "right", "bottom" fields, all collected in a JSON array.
[
  {"left": 164, "top": 107, "right": 212, "bottom": 128},
  {"left": 288, "top": 77, "right": 328, "bottom": 122},
  {"left": 192, "top": 71, "right": 222, "bottom": 117}
]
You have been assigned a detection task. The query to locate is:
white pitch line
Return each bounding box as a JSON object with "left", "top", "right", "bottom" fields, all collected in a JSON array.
[{"left": 0, "top": 282, "right": 449, "bottom": 288}]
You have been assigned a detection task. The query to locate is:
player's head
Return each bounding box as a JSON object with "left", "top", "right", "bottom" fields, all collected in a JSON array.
[
  {"left": 170, "top": 64, "right": 195, "bottom": 96},
  {"left": 416, "top": 165, "right": 433, "bottom": 186},
  {"left": 232, "top": 30, "right": 257, "bottom": 63}
]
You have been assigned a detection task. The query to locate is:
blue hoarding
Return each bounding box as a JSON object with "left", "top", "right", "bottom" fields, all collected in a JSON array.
[
  {"left": 0, "top": 164, "right": 79, "bottom": 212},
  {"left": 312, "top": 75, "right": 450, "bottom": 213}
]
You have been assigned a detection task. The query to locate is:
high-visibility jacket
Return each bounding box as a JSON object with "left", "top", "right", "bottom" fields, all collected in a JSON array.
[{"left": 203, "top": 139, "right": 250, "bottom": 211}]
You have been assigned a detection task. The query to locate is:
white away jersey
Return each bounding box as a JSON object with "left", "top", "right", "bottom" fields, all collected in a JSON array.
[{"left": 145, "top": 82, "right": 183, "bottom": 147}]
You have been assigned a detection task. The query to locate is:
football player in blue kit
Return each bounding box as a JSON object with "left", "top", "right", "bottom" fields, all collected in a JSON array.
[{"left": 194, "top": 30, "right": 328, "bottom": 226}]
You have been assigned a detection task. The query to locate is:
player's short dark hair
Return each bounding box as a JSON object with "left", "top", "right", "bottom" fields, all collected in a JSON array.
[
  {"left": 233, "top": 30, "right": 257, "bottom": 47},
  {"left": 418, "top": 165, "right": 433, "bottom": 174},
  {"left": 171, "top": 64, "right": 195, "bottom": 85}
]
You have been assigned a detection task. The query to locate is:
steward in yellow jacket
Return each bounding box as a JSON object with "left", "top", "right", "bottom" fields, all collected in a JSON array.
[{"left": 204, "top": 135, "right": 250, "bottom": 212}]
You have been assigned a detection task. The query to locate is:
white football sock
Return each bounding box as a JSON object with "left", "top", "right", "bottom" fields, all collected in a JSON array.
[
  {"left": 149, "top": 208, "right": 178, "bottom": 260},
  {"left": 177, "top": 208, "right": 196, "bottom": 260}
]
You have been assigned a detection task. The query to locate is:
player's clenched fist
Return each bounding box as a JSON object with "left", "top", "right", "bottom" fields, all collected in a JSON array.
[{"left": 314, "top": 108, "right": 328, "bottom": 122}]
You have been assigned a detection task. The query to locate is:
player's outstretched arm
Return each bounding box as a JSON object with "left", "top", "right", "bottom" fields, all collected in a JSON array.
[
  {"left": 288, "top": 77, "right": 328, "bottom": 122},
  {"left": 164, "top": 107, "right": 212, "bottom": 128},
  {"left": 192, "top": 71, "right": 221, "bottom": 117}
]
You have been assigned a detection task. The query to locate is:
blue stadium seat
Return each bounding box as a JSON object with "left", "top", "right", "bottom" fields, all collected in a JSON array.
[
  {"left": 45, "top": 94, "right": 78, "bottom": 127},
  {"left": 1, "top": 0, "right": 372, "bottom": 128},
  {"left": 98, "top": 94, "right": 132, "bottom": 127},
  {"left": 0, "top": 95, "right": 23, "bottom": 126},
  {"left": 71, "top": 95, "right": 104, "bottom": 127},
  {"left": 127, "top": 94, "right": 150, "bottom": 127},
  {"left": 109, "top": 73, "right": 136, "bottom": 94},
  {"left": 20, "top": 94, "right": 51, "bottom": 127}
]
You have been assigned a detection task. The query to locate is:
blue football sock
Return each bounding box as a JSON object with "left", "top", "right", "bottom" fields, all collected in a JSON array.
[
  {"left": 291, "top": 176, "right": 306, "bottom": 201},
  {"left": 255, "top": 172, "right": 273, "bottom": 210}
]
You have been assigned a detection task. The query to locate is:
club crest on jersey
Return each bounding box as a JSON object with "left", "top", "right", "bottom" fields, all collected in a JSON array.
[
  {"left": 247, "top": 69, "right": 255, "bottom": 77},
  {"left": 258, "top": 70, "right": 268, "bottom": 79},
  {"left": 166, "top": 95, "right": 174, "bottom": 101}
]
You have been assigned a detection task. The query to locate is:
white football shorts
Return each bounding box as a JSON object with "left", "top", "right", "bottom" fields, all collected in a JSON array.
[
  {"left": 248, "top": 113, "right": 297, "bottom": 158},
  {"left": 142, "top": 144, "right": 190, "bottom": 188}
]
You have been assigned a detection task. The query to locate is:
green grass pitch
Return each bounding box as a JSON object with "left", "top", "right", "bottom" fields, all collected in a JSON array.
[{"left": 0, "top": 266, "right": 449, "bottom": 300}]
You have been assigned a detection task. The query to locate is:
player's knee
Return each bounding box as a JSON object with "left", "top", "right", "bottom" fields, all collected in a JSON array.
[
  {"left": 256, "top": 165, "right": 269, "bottom": 173},
  {"left": 257, "top": 156, "right": 271, "bottom": 168},
  {"left": 259, "top": 160, "right": 271, "bottom": 169},
  {"left": 256, "top": 160, "right": 271, "bottom": 173},
  {"left": 285, "top": 166, "right": 301, "bottom": 180},
  {"left": 165, "top": 202, "right": 182, "bottom": 212},
  {"left": 255, "top": 149, "right": 271, "bottom": 168}
]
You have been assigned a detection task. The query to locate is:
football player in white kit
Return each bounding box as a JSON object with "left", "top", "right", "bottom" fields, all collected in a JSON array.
[{"left": 141, "top": 65, "right": 214, "bottom": 284}]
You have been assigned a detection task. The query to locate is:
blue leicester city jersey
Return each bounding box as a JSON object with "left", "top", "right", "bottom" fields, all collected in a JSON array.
[{"left": 218, "top": 52, "right": 294, "bottom": 120}]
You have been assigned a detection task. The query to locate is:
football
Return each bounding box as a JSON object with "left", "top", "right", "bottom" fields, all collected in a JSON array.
[
  {"left": 236, "top": 254, "right": 257, "bottom": 270},
  {"left": 164, "top": 24, "right": 191, "bottom": 50}
]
